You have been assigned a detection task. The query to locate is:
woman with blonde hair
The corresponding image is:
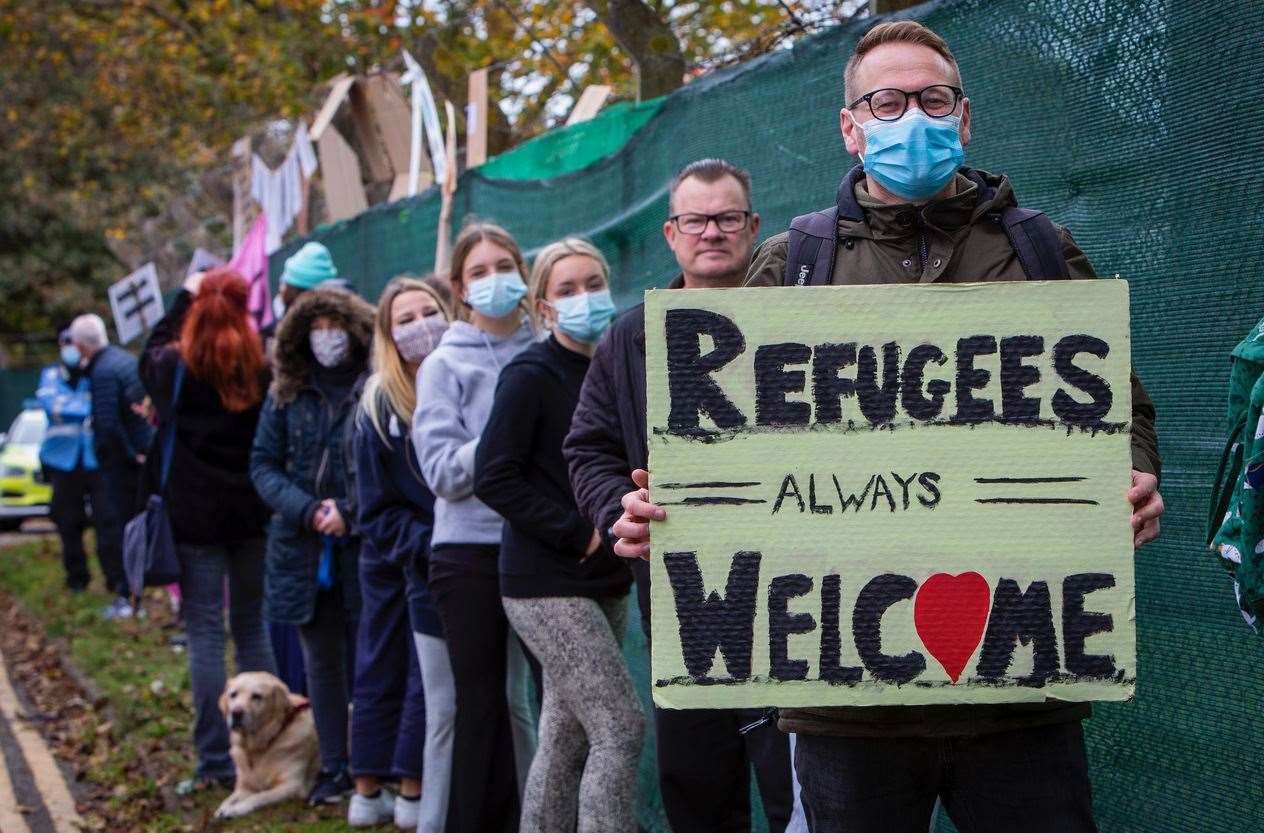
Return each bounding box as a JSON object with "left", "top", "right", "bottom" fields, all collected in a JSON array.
[
  {"left": 474, "top": 238, "right": 640, "bottom": 832},
  {"left": 347, "top": 275, "right": 455, "bottom": 831},
  {"left": 413, "top": 222, "right": 538, "bottom": 833}
]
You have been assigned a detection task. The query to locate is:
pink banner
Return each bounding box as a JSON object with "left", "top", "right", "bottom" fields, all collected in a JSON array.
[{"left": 230, "top": 213, "right": 273, "bottom": 331}]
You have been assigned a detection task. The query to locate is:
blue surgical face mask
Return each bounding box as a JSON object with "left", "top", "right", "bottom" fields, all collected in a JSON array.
[
  {"left": 857, "top": 109, "right": 964, "bottom": 202},
  {"left": 551, "top": 290, "right": 616, "bottom": 345},
  {"left": 60, "top": 345, "right": 81, "bottom": 368},
  {"left": 465, "top": 271, "right": 527, "bottom": 318}
]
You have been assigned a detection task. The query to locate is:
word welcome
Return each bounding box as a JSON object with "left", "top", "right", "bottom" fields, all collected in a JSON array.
[{"left": 659, "top": 552, "right": 1121, "bottom": 689}]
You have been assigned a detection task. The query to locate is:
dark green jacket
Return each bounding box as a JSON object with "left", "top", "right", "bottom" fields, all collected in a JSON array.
[{"left": 746, "top": 167, "right": 1161, "bottom": 738}]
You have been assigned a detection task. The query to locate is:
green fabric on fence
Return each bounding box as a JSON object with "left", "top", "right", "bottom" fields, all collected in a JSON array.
[
  {"left": 273, "top": 2, "right": 1264, "bottom": 830},
  {"left": 0, "top": 368, "right": 43, "bottom": 429},
  {"left": 479, "top": 98, "right": 665, "bottom": 181}
]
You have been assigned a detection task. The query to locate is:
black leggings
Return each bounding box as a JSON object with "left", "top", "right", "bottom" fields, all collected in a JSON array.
[{"left": 430, "top": 548, "right": 523, "bottom": 833}]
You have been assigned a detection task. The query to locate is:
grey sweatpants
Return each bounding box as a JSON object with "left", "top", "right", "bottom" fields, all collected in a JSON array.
[{"left": 502, "top": 595, "right": 645, "bottom": 833}]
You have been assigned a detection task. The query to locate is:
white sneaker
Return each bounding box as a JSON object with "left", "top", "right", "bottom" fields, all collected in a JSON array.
[
  {"left": 394, "top": 793, "right": 420, "bottom": 829},
  {"left": 347, "top": 789, "right": 396, "bottom": 827}
]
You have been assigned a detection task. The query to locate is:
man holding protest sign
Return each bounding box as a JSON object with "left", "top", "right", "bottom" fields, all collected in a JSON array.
[
  {"left": 612, "top": 20, "right": 1163, "bottom": 833},
  {"left": 565, "top": 159, "right": 797, "bottom": 831}
]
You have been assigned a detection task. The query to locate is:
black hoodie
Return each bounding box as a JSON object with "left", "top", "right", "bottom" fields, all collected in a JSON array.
[{"left": 474, "top": 335, "right": 631, "bottom": 599}]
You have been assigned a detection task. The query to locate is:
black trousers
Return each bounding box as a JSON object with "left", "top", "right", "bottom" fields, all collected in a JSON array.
[
  {"left": 93, "top": 460, "right": 139, "bottom": 596},
  {"left": 654, "top": 706, "right": 793, "bottom": 833},
  {"left": 430, "top": 553, "right": 520, "bottom": 833},
  {"left": 48, "top": 466, "right": 108, "bottom": 590},
  {"left": 795, "top": 721, "right": 1097, "bottom": 833},
  {"left": 635, "top": 563, "right": 793, "bottom": 832}
]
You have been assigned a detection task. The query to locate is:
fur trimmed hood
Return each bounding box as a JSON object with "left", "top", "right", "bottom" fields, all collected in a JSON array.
[{"left": 270, "top": 287, "right": 375, "bottom": 406}]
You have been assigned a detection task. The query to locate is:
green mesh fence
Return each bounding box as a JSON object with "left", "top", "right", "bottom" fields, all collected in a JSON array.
[
  {"left": 479, "top": 98, "right": 666, "bottom": 181},
  {"left": 274, "top": 1, "right": 1264, "bottom": 830}
]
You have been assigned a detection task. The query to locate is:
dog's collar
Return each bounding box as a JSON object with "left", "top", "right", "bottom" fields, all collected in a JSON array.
[
  {"left": 247, "top": 700, "right": 311, "bottom": 769},
  {"left": 277, "top": 700, "right": 310, "bottom": 735}
]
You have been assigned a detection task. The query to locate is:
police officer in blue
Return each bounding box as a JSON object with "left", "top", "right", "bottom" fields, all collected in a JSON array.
[{"left": 36, "top": 329, "right": 110, "bottom": 593}]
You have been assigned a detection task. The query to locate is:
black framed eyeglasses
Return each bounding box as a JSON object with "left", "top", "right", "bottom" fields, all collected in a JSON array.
[
  {"left": 668, "top": 210, "right": 751, "bottom": 235},
  {"left": 847, "top": 85, "right": 963, "bottom": 122}
]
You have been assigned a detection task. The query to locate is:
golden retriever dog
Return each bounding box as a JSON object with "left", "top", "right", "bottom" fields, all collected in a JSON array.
[{"left": 214, "top": 672, "right": 319, "bottom": 819}]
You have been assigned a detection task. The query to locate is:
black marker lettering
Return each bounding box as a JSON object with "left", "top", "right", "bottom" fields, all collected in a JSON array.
[
  {"left": 953, "top": 335, "right": 998, "bottom": 422},
  {"left": 665, "top": 309, "right": 747, "bottom": 434},
  {"left": 663, "top": 551, "right": 761, "bottom": 681},
  {"left": 755, "top": 342, "right": 812, "bottom": 427},
  {"left": 768, "top": 574, "right": 816, "bottom": 681}
]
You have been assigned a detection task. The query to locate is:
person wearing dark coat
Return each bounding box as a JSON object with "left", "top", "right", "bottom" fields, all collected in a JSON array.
[
  {"left": 139, "top": 268, "right": 276, "bottom": 792},
  {"left": 250, "top": 285, "right": 373, "bottom": 806},
  {"left": 563, "top": 159, "right": 798, "bottom": 832},
  {"left": 345, "top": 275, "right": 453, "bottom": 831},
  {"left": 69, "top": 312, "right": 154, "bottom": 618}
]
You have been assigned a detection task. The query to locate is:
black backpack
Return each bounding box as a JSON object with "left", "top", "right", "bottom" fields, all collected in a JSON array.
[{"left": 783, "top": 165, "right": 1069, "bottom": 286}]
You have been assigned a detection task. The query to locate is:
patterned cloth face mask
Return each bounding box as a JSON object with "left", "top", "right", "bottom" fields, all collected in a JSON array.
[
  {"left": 392, "top": 317, "right": 450, "bottom": 364},
  {"left": 310, "top": 327, "right": 350, "bottom": 368}
]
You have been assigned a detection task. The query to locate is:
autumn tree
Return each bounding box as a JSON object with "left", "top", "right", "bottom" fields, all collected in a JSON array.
[{"left": 0, "top": 0, "right": 856, "bottom": 359}]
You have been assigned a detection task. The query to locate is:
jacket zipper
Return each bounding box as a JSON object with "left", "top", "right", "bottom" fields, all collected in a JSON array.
[
  {"left": 915, "top": 213, "right": 930, "bottom": 273},
  {"left": 739, "top": 707, "right": 779, "bottom": 735}
]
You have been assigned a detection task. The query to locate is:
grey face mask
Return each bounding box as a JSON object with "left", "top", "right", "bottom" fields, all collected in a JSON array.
[
  {"left": 310, "top": 328, "right": 350, "bottom": 368},
  {"left": 392, "top": 317, "right": 449, "bottom": 364}
]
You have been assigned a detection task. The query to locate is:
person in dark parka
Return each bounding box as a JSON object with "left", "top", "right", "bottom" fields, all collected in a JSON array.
[{"left": 250, "top": 285, "right": 373, "bottom": 806}]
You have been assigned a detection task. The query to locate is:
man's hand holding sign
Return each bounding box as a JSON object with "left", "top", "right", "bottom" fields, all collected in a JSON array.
[{"left": 617, "top": 280, "right": 1162, "bottom": 709}]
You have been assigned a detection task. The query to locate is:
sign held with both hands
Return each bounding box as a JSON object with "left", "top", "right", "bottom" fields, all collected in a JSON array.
[{"left": 644, "top": 281, "right": 1136, "bottom": 709}]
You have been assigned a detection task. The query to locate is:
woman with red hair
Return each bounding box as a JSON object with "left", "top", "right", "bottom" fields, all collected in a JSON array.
[{"left": 140, "top": 267, "right": 277, "bottom": 794}]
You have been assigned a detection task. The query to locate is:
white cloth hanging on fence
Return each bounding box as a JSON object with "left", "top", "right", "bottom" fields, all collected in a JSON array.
[{"left": 250, "top": 121, "right": 319, "bottom": 253}]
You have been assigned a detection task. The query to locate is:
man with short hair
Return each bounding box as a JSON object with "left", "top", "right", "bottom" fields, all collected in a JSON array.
[
  {"left": 36, "top": 328, "right": 111, "bottom": 593},
  {"left": 565, "top": 159, "right": 796, "bottom": 832},
  {"left": 71, "top": 313, "right": 154, "bottom": 619},
  {"left": 612, "top": 20, "right": 1164, "bottom": 833}
]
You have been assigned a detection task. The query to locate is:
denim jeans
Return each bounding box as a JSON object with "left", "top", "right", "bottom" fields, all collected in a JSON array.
[
  {"left": 177, "top": 538, "right": 275, "bottom": 779},
  {"left": 794, "top": 721, "right": 1097, "bottom": 833},
  {"left": 298, "top": 588, "right": 355, "bottom": 771}
]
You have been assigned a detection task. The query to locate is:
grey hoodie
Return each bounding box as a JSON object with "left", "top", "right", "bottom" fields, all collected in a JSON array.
[{"left": 413, "top": 318, "right": 538, "bottom": 547}]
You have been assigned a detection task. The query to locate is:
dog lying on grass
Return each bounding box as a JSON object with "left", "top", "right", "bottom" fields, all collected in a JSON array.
[{"left": 214, "top": 671, "right": 319, "bottom": 819}]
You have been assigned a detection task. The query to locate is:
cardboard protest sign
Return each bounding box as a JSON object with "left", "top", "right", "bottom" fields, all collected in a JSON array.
[
  {"left": 644, "top": 281, "right": 1135, "bottom": 709},
  {"left": 107, "top": 263, "right": 163, "bottom": 345}
]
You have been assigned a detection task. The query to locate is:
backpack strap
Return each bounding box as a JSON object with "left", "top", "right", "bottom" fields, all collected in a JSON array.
[
  {"left": 158, "top": 362, "right": 186, "bottom": 494},
  {"left": 784, "top": 207, "right": 840, "bottom": 286},
  {"left": 1000, "top": 206, "right": 1070, "bottom": 280},
  {"left": 1207, "top": 412, "right": 1249, "bottom": 547}
]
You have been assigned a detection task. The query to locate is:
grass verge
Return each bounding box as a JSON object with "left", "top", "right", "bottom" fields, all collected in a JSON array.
[{"left": 0, "top": 534, "right": 355, "bottom": 832}]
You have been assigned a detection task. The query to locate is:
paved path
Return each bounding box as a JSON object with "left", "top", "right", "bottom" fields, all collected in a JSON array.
[{"left": 0, "top": 526, "right": 81, "bottom": 833}]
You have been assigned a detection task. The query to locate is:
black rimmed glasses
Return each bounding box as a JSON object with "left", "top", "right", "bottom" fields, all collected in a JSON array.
[
  {"left": 847, "top": 85, "right": 963, "bottom": 122},
  {"left": 668, "top": 210, "right": 751, "bottom": 235}
]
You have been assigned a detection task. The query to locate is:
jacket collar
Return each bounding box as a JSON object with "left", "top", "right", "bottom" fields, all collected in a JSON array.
[
  {"left": 836, "top": 164, "right": 1011, "bottom": 241},
  {"left": 634, "top": 274, "right": 686, "bottom": 350}
]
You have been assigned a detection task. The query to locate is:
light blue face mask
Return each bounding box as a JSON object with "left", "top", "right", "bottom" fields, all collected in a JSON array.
[
  {"left": 465, "top": 271, "right": 527, "bottom": 318},
  {"left": 60, "top": 345, "right": 81, "bottom": 367},
  {"left": 858, "top": 109, "right": 964, "bottom": 202},
  {"left": 551, "top": 290, "right": 616, "bottom": 345}
]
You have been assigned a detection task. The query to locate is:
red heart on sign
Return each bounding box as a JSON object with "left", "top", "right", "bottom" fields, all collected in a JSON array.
[{"left": 913, "top": 572, "right": 991, "bottom": 683}]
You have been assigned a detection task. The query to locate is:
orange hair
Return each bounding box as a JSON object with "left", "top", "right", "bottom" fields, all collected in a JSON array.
[{"left": 178, "top": 268, "right": 265, "bottom": 412}]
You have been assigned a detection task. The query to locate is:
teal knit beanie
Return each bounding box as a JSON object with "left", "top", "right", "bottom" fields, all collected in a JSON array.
[{"left": 281, "top": 242, "right": 338, "bottom": 289}]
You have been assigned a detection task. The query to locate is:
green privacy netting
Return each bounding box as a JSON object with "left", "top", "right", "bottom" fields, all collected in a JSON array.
[
  {"left": 271, "top": 0, "right": 1264, "bottom": 830},
  {"left": 479, "top": 98, "right": 665, "bottom": 181}
]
